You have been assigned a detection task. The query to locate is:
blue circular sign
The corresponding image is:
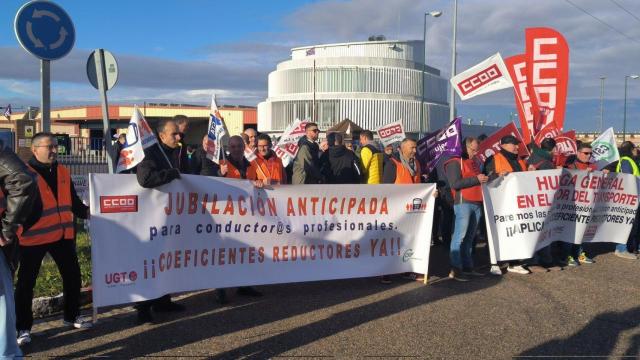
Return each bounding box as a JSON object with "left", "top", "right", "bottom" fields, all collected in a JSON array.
[{"left": 14, "top": 1, "right": 75, "bottom": 61}]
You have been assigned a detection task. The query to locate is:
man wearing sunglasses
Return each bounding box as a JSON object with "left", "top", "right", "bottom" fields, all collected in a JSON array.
[
  {"left": 563, "top": 142, "right": 599, "bottom": 266},
  {"left": 292, "top": 123, "right": 325, "bottom": 185},
  {"left": 565, "top": 143, "right": 597, "bottom": 171}
]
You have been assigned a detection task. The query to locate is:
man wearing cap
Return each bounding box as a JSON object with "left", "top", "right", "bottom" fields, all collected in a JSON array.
[
  {"left": 483, "top": 135, "right": 529, "bottom": 275},
  {"left": 484, "top": 135, "right": 527, "bottom": 179}
]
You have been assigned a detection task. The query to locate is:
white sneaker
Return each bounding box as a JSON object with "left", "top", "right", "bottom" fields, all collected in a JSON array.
[
  {"left": 17, "top": 330, "right": 31, "bottom": 346},
  {"left": 490, "top": 265, "right": 502, "bottom": 276},
  {"left": 63, "top": 316, "right": 93, "bottom": 329},
  {"left": 507, "top": 265, "right": 530, "bottom": 275},
  {"left": 614, "top": 251, "right": 637, "bottom": 260}
]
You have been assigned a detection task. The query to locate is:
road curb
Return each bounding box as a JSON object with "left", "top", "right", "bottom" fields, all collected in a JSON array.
[{"left": 32, "top": 287, "right": 92, "bottom": 318}]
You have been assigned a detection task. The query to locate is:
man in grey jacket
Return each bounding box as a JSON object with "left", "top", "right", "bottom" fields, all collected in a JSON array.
[
  {"left": 0, "top": 140, "right": 37, "bottom": 357},
  {"left": 292, "top": 122, "right": 325, "bottom": 184}
]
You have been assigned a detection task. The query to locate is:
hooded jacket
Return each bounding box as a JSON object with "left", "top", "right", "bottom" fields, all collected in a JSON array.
[{"left": 320, "top": 145, "right": 361, "bottom": 184}]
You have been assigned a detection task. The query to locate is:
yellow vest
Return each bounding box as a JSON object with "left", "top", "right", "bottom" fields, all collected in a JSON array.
[{"left": 616, "top": 156, "right": 640, "bottom": 176}]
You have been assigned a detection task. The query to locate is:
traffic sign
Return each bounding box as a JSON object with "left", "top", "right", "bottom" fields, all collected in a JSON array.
[
  {"left": 87, "top": 50, "right": 119, "bottom": 90},
  {"left": 14, "top": 0, "right": 75, "bottom": 61}
]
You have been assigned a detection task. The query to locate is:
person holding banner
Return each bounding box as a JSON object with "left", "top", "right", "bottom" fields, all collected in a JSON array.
[
  {"left": 382, "top": 139, "right": 421, "bottom": 184},
  {"left": 292, "top": 123, "right": 325, "bottom": 185},
  {"left": 381, "top": 138, "right": 424, "bottom": 283},
  {"left": 614, "top": 141, "right": 640, "bottom": 260},
  {"left": 0, "top": 139, "right": 36, "bottom": 356},
  {"left": 220, "top": 136, "right": 260, "bottom": 184},
  {"left": 483, "top": 135, "right": 530, "bottom": 275},
  {"left": 15, "top": 133, "right": 93, "bottom": 346},
  {"left": 359, "top": 130, "right": 383, "bottom": 184},
  {"left": 244, "top": 128, "right": 258, "bottom": 152},
  {"left": 527, "top": 138, "right": 557, "bottom": 171},
  {"left": 134, "top": 119, "right": 189, "bottom": 323},
  {"left": 484, "top": 135, "right": 527, "bottom": 180},
  {"left": 214, "top": 135, "right": 264, "bottom": 303},
  {"left": 562, "top": 143, "right": 598, "bottom": 266},
  {"left": 194, "top": 135, "right": 220, "bottom": 176},
  {"left": 255, "top": 134, "right": 287, "bottom": 185},
  {"left": 443, "top": 137, "right": 489, "bottom": 281},
  {"left": 526, "top": 138, "right": 565, "bottom": 271}
]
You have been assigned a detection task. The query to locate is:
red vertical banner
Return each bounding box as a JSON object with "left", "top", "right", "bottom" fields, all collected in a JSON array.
[
  {"left": 525, "top": 27, "right": 569, "bottom": 132},
  {"left": 504, "top": 54, "right": 540, "bottom": 143}
]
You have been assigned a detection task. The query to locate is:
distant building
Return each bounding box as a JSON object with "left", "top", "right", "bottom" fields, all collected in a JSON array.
[
  {"left": 4, "top": 103, "right": 256, "bottom": 145},
  {"left": 576, "top": 131, "right": 640, "bottom": 146},
  {"left": 258, "top": 39, "right": 450, "bottom": 135}
]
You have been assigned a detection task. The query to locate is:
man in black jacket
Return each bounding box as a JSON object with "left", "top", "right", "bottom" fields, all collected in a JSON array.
[
  {"left": 0, "top": 139, "right": 36, "bottom": 357},
  {"left": 321, "top": 133, "right": 361, "bottom": 184},
  {"left": 134, "top": 119, "right": 188, "bottom": 323},
  {"left": 16, "top": 133, "right": 91, "bottom": 347},
  {"left": 192, "top": 135, "right": 220, "bottom": 176}
]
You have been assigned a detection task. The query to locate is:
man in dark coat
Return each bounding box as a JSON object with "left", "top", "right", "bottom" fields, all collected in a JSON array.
[
  {"left": 0, "top": 139, "right": 37, "bottom": 356},
  {"left": 321, "top": 133, "right": 361, "bottom": 184},
  {"left": 134, "top": 118, "right": 188, "bottom": 324}
]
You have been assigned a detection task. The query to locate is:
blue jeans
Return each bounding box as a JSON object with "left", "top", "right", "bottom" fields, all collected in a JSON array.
[
  {"left": 0, "top": 254, "right": 21, "bottom": 358},
  {"left": 450, "top": 202, "right": 482, "bottom": 270}
]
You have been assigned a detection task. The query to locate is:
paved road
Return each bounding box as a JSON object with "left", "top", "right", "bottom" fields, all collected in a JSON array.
[{"left": 22, "top": 243, "right": 640, "bottom": 358}]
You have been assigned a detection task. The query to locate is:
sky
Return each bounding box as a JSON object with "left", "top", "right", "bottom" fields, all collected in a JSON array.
[{"left": 1, "top": 0, "right": 640, "bottom": 132}]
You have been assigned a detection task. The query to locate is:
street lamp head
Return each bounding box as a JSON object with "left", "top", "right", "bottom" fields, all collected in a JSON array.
[
  {"left": 631, "top": 75, "right": 640, "bottom": 79},
  {"left": 427, "top": 11, "right": 442, "bottom": 17}
]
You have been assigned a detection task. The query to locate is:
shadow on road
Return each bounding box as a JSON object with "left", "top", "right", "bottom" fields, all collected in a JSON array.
[
  {"left": 518, "top": 306, "right": 640, "bottom": 358},
  {"left": 27, "top": 243, "right": 500, "bottom": 358}
]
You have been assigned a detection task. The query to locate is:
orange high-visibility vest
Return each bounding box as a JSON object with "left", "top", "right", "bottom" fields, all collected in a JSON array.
[
  {"left": 391, "top": 158, "right": 421, "bottom": 184},
  {"left": 18, "top": 164, "right": 74, "bottom": 246},
  {"left": 223, "top": 159, "right": 258, "bottom": 180},
  {"left": 494, "top": 152, "right": 527, "bottom": 174},
  {"left": 256, "top": 155, "right": 286, "bottom": 184},
  {"left": 445, "top": 157, "right": 483, "bottom": 203}
]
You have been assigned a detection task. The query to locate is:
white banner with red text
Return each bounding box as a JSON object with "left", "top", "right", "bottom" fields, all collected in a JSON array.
[
  {"left": 483, "top": 169, "right": 640, "bottom": 263},
  {"left": 89, "top": 174, "right": 436, "bottom": 307}
]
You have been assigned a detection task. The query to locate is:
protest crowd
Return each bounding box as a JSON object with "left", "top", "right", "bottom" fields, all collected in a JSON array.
[
  {"left": 0, "top": 26, "right": 637, "bottom": 359},
  {"left": 0, "top": 106, "right": 636, "bottom": 358}
]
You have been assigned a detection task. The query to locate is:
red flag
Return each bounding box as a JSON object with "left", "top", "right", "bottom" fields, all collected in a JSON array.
[
  {"left": 554, "top": 131, "right": 577, "bottom": 167},
  {"left": 525, "top": 27, "right": 569, "bottom": 132},
  {"left": 534, "top": 121, "right": 562, "bottom": 145},
  {"left": 476, "top": 122, "right": 529, "bottom": 163},
  {"left": 504, "top": 54, "right": 540, "bottom": 143}
]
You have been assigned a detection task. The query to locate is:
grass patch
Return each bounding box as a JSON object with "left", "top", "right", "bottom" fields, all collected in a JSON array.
[{"left": 20, "top": 226, "right": 92, "bottom": 298}]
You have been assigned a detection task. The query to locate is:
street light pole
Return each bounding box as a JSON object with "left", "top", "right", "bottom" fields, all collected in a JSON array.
[
  {"left": 599, "top": 76, "right": 605, "bottom": 133},
  {"left": 421, "top": 11, "right": 442, "bottom": 134},
  {"left": 624, "top": 75, "right": 639, "bottom": 141},
  {"left": 449, "top": 0, "right": 458, "bottom": 122}
]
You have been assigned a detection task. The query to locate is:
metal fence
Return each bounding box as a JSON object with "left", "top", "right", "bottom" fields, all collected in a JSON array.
[{"left": 57, "top": 137, "right": 109, "bottom": 176}]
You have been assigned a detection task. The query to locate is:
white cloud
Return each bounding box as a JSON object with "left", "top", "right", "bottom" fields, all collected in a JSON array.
[{"left": 2, "top": 0, "right": 640, "bottom": 125}]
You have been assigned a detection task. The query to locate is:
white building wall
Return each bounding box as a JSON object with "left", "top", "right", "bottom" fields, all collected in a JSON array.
[{"left": 259, "top": 40, "right": 449, "bottom": 134}]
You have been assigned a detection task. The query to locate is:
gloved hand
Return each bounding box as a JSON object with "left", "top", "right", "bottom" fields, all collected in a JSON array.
[{"left": 168, "top": 168, "right": 181, "bottom": 180}]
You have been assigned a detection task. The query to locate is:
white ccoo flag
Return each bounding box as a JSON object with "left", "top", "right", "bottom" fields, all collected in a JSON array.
[{"left": 451, "top": 53, "right": 513, "bottom": 101}]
